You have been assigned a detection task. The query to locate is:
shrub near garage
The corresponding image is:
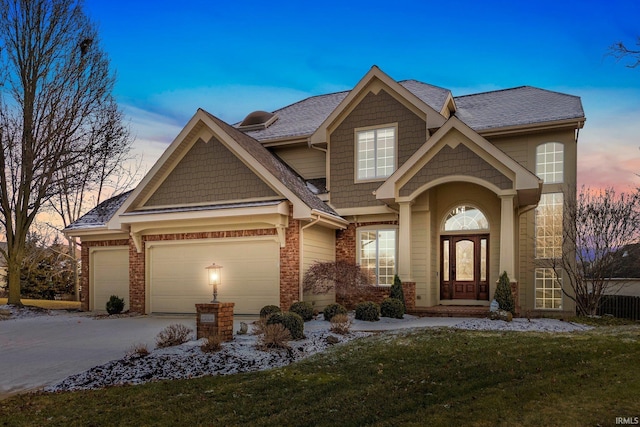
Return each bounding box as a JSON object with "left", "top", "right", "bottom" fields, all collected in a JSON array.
[
  {"left": 259, "top": 305, "right": 281, "bottom": 319},
  {"left": 289, "top": 301, "right": 314, "bottom": 321},
  {"left": 266, "top": 312, "right": 304, "bottom": 340},
  {"left": 323, "top": 303, "right": 347, "bottom": 321},
  {"left": 106, "top": 295, "right": 124, "bottom": 315},
  {"left": 355, "top": 301, "right": 380, "bottom": 321},
  {"left": 381, "top": 298, "right": 404, "bottom": 319}
]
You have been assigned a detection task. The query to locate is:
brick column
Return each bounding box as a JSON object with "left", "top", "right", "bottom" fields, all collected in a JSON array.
[
  {"left": 280, "top": 207, "right": 300, "bottom": 310},
  {"left": 403, "top": 281, "right": 416, "bottom": 311},
  {"left": 129, "top": 239, "right": 145, "bottom": 314},
  {"left": 196, "top": 303, "right": 235, "bottom": 341}
]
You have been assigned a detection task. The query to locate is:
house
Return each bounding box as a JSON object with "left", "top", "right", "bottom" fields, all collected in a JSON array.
[{"left": 65, "top": 66, "right": 585, "bottom": 317}]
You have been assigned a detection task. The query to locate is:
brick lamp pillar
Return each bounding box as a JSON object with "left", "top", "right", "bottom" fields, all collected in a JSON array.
[{"left": 196, "top": 303, "right": 235, "bottom": 341}]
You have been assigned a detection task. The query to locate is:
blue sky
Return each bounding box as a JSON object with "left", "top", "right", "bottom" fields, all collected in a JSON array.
[{"left": 85, "top": 0, "right": 640, "bottom": 190}]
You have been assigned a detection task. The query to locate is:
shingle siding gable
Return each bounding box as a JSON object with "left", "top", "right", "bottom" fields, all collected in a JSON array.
[
  {"left": 145, "top": 136, "right": 279, "bottom": 207},
  {"left": 329, "top": 89, "right": 427, "bottom": 209}
]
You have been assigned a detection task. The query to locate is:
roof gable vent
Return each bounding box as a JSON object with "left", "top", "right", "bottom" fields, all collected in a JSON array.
[{"left": 238, "top": 110, "right": 278, "bottom": 131}]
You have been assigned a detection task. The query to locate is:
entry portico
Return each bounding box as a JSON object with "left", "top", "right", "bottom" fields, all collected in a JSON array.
[{"left": 377, "top": 117, "right": 542, "bottom": 307}]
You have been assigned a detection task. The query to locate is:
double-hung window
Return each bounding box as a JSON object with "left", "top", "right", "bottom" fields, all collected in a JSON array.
[
  {"left": 358, "top": 228, "right": 396, "bottom": 285},
  {"left": 356, "top": 126, "right": 396, "bottom": 181}
]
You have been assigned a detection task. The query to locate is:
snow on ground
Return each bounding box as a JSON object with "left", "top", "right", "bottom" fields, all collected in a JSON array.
[
  {"left": 45, "top": 327, "right": 370, "bottom": 393},
  {"left": 41, "top": 313, "right": 591, "bottom": 393},
  {"left": 0, "top": 304, "right": 54, "bottom": 320}
]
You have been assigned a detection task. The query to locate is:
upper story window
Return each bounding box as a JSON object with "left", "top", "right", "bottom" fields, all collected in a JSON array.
[
  {"left": 356, "top": 126, "right": 396, "bottom": 181},
  {"left": 536, "top": 143, "right": 564, "bottom": 184}
]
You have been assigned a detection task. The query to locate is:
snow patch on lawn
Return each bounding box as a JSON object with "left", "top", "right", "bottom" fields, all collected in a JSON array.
[{"left": 454, "top": 317, "right": 593, "bottom": 332}]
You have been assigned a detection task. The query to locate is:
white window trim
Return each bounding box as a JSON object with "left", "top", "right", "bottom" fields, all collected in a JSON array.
[
  {"left": 354, "top": 123, "right": 398, "bottom": 183},
  {"left": 535, "top": 267, "right": 563, "bottom": 310},
  {"left": 356, "top": 225, "right": 398, "bottom": 286},
  {"left": 535, "top": 192, "right": 563, "bottom": 259},
  {"left": 536, "top": 142, "right": 564, "bottom": 184}
]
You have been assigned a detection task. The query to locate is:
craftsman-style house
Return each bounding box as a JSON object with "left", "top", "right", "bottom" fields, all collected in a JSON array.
[{"left": 66, "top": 66, "right": 585, "bottom": 317}]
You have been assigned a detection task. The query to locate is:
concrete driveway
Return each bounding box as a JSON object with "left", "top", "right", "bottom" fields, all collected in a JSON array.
[{"left": 0, "top": 313, "right": 197, "bottom": 399}]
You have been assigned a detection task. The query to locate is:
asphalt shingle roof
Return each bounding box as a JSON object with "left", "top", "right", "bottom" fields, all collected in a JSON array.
[
  {"left": 65, "top": 190, "right": 132, "bottom": 230},
  {"left": 241, "top": 82, "right": 584, "bottom": 142},
  {"left": 453, "top": 86, "right": 585, "bottom": 131}
]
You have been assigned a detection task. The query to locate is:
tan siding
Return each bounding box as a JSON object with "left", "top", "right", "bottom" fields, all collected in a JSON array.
[
  {"left": 145, "top": 137, "right": 278, "bottom": 207},
  {"left": 329, "top": 89, "right": 427, "bottom": 209},
  {"left": 302, "top": 226, "right": 336, "bottom": 310},
  {"left": 273, "top": 146, "right": 326, "bottom": 179}
]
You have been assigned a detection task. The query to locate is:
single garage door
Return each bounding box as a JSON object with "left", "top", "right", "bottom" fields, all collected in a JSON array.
[
  {"left": 148, "top": 238, "right": 280, "bottom": 314},
  {"left": 91, "top": 247, "right": 129, "bottom": 312}
]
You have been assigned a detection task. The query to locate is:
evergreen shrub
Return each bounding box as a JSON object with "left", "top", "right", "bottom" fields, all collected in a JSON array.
[
  {"left": 381, "top": 297, "right": 405, "bottom": 319},
  {"left": 266, "top": 312, "right": 305, "bottom": 340},
  {"left": 323, "top": 303, "right": 348, "bottom": 321},
  {"left": 355, "top": 301, "right": 380, "bottom": 321},
  {"left": 289, "top": 301, "right": 314, "bottom": 321}
]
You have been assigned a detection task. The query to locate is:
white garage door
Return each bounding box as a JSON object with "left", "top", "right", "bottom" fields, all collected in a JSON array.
[
  {"left": 148, "top": 238, "right": 280, "bottom": 314},
  {"left": 91, "top": 247, "right": 129, "bottom": 312}
]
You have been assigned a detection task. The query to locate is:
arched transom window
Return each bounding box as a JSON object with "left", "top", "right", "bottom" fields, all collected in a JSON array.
[{"left": 444, "top": 206, "right": 489, "bottom": 231}]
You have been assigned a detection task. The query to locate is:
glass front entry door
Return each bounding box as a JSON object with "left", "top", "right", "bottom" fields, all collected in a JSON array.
[{"left": 440, "top": 235, "right": 489, "bottom": 300}]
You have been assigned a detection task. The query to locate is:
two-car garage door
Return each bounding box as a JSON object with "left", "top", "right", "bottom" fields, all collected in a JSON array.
[{"left": 148, "top": 238, "right": 280, "bottom": 315}]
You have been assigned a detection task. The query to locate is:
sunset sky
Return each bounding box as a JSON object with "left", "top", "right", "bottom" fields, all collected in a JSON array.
[{"left": 85, "top": 0, "right": 640, "bottom": 191}]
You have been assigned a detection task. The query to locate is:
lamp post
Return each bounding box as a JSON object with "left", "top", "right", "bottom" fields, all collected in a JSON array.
[{"left": 205, "top": 262, "right": 223, "bottom": 303}]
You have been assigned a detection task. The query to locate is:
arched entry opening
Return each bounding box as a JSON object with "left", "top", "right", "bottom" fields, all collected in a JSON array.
[{"left": 440, "top": 206, "right": 490, "bottom": 300}]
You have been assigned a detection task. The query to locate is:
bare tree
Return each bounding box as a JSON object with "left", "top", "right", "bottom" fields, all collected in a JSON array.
[
  {"left": 608, "top": 36, "right": 640, "bottom": 68},
  {"left": 0, "top": 0, "right": 124, "bottom": 305},
  {"left": 46, "top": 99, "right": 139, "bottom": 300},
  {"left": 549, "top": 187, "right": 640, "bottom": 316}
]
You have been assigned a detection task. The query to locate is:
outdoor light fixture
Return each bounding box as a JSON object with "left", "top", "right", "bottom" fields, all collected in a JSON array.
[{"left": 205, "top": 262, "right": 223, "bottom": 303}]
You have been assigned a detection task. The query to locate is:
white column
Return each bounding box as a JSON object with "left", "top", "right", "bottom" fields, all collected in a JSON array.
[
  {"left": 398, "top": 201, "right": 413, "bottom": 281},
  {"left": 499, "top": 194, "right": 515, "bottom": 279}
]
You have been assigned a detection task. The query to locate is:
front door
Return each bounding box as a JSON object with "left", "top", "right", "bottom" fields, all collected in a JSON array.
[{"left": 440, "top": 235, "right": 489, "bottom": 300}]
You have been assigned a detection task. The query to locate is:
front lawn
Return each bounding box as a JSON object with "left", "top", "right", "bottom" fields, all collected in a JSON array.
[
  {"left": 1, "top": 325, "right": 638, "bottom": 426},
  {"left": 0, "top": 298, "right": 80, "bottom": 311}
]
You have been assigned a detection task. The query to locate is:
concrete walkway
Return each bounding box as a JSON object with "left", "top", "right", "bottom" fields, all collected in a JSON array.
[{"left": 0, "top": 312, "right": 464, "bottom": 399}]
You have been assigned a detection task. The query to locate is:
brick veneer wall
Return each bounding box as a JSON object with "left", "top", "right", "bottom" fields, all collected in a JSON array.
[
  {"left": 280, "top": 208, "right": 300, "bottom": 310},
  {"left": 337, "top": 282, "right": 416, "bottom": 310},
  {"left": 79, "top": 239, "right": 129, "bottom": 311}
]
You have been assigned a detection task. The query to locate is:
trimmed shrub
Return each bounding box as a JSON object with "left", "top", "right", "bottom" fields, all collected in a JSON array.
[
  {"left": 106, "top": 295, "right": 125, "bottom": 315},
  {"left": 330, "top": 314, "right": 351, "bottom": 335},
  {"left": 266, "top": 312, "right": 305, "bottom": 340},
  {"left": 495, "top": 271, "right": 515, "bottom": 315},
  {"left": 355, "top": 301, "right": 380, "bottom": 321},
  {"left": 323, "top": 303, "right": 348, "bottom": 321},
  {"left": 257, "top": 324, "right": 291, "bottom": 350},
  {"left": 156, "top": 324, "right": 193, "bottom": 348},
  {"left": 389, "top": 275, "right": 406, "bottom": 309},
  {"left": 259, "top": 304, "right": 281, "bottom": 319},
  {"left": 289, "top": 301, "right": 314, "bottom": 322},
  {"left": 381, "top": 297, "right": 405, "bottom": 319}
]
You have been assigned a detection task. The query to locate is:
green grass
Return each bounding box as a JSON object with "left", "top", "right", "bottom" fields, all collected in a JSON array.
[
  {"left": 1, "top": 326, "right": 639, "bottom": 426},
  {"left": 0, "top": 298, "right": 80, "bottom": 310}
]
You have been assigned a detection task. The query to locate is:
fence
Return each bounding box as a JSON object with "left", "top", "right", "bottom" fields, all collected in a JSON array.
[{"left": 596, "top": 295, "right": 640, "bottom": 320}]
